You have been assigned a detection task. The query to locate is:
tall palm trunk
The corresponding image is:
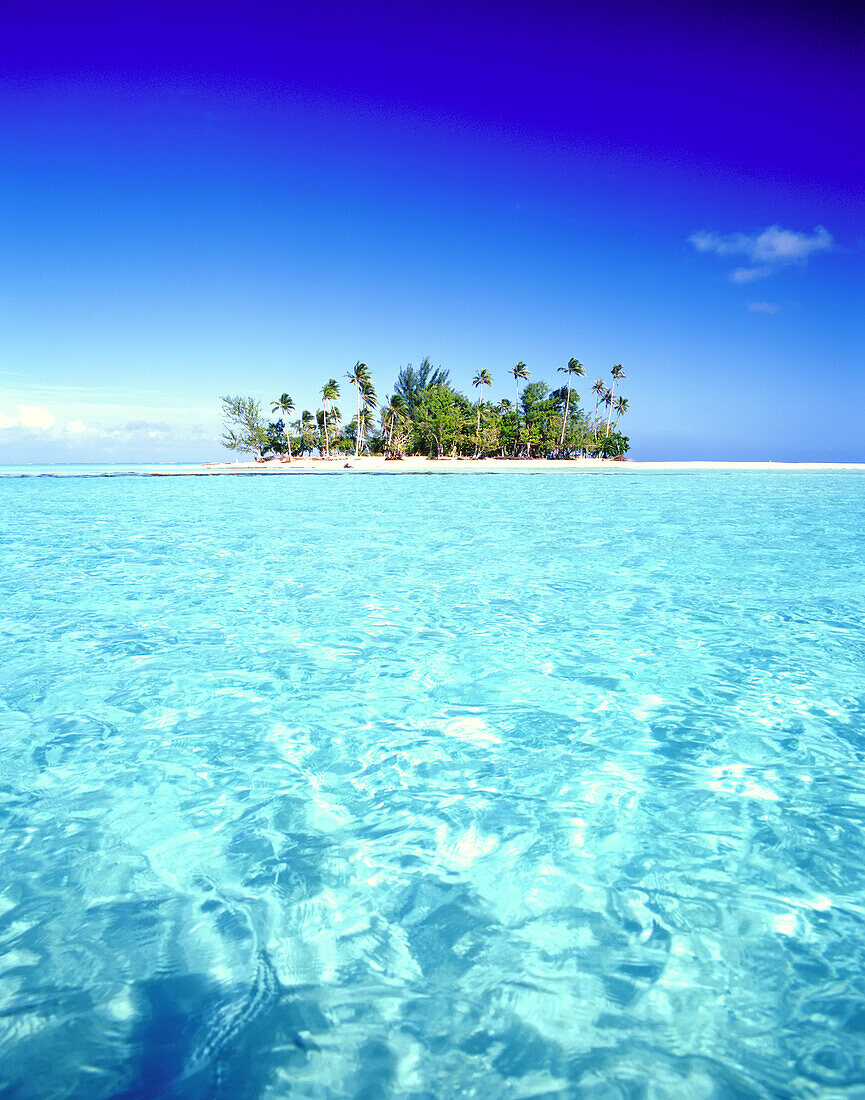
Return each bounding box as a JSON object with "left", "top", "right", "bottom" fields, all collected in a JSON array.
[
  {"left": 560, "top": 380, "right": 571, "bottom": 448},
  {"left": 354, "top": 385, "right": 360, "bottom": 457},
  {"left": 605, "top": 387, "right": 615, "bottom": 437},
  {"left": 514, "top": 377, "right": 520, "bottom": 456},
  {"left": 322, "top": 398, "right": 329, "bottom": 458},
  {"left": 475, "top": 380, "right": 483, "bottom": 457}
]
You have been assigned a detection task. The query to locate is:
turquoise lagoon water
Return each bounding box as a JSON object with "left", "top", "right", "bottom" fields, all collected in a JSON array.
[
  {"left": 1, "top": 471, "right": 864, "bottom": 1097},
  {"left": 0, "top": 463, "right": 209, "bottom": 477}
]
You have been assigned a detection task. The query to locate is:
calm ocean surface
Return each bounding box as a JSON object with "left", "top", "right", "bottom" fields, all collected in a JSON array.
[{"left": 1, "top": 470, "right": 864, "bottom": 1097}]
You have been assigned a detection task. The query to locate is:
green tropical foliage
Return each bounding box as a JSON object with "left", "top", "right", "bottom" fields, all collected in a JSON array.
[
  {"left": 472, "top": 369, "right": 493, "bottom": 456},
  {"left": 382, "top": 394, "right": 409, "bottom": 456},
  {"left": 270, "top": 393, "right": 295, "bottom": 458},
  {"left": 225, "top": 355, "right": 631, "bottom": 461},
  {"left": 509, "top": 362, "right": 530, "bottom": 453},
  {"left": 605, "top": 364, "right": 626, "bottom": 437},
  {"left": 558, "top": 358, "right": 585, "bottom": 447},
  {"left": 393, "top": 357, "right": 451, "bottom": 421},
  {"left": 320, "top": 378, "right": 340, "bottom": 458},
  {"left": 345, "top": 362, "right": 371, "bottom": 456},
  {"left": 220, "top": 394, "right": 268, "bottom": 458}
]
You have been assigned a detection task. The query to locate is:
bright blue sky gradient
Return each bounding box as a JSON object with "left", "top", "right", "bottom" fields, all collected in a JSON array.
[{"left": 1, "top": 0, "right": 863, "bottom": 460}]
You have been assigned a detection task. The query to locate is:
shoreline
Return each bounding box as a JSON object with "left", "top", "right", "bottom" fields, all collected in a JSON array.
[{"left": 161, "top": 457, "right": 865, "bottom": 475}]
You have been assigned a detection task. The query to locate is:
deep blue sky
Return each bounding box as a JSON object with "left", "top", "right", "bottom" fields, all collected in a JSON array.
[{"left": 1, "top": 0, "right": 863, "bottom": 460}]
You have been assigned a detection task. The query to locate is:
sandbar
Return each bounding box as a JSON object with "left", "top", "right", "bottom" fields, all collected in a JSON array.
[{"left": 155, "top": 457, "right": 865, "bottom": 475}]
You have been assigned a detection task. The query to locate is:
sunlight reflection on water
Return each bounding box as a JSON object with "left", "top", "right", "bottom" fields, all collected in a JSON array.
[{"left": 1, "top": 472, "right": 864, "bottom": 1096}]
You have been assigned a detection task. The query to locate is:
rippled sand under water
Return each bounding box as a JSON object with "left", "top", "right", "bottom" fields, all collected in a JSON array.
[{"left": 1, "top": 471, "right": 864, "bottom": 1097}]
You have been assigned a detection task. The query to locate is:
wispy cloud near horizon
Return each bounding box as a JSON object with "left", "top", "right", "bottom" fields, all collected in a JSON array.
[
  {"left": 0, "top": 404, "right": 56, "bottom": 431},
  {"left": 0, "top": 402, "right": 217, "bottom": 458},
  {"left": 690, "top": 224, "right": 833, "bottom": 282},
  {"left": 747, "top": 301, "right": 781, "bottom": 314}
]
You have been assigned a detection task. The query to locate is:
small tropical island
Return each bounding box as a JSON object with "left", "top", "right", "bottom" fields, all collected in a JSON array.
[{"left": 217, "top": 357, "right": 630, "bottom": 465}]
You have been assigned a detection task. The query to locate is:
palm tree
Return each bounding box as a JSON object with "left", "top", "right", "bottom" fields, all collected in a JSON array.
[
  {"left": 294, "top": 410, "right": 316, "bottom": 456},
  {"left": 613, "top": 395, "right": 629, "bottom": 430},
  {"left": 358, "top": 378, "right": 377, "bottom": 454},
  {"left": 472, "top": 369, "right": 493, "bottom": 456},
  {"left": 510, "top": 362, "right": 530, "bottom": 455},
  {"left": 510, "top": 361, "right": 530, "bottom": 407},
  {"left": 345, "top": 362, "right": 370, "bottom": 456},
  {"left": 605, "top": 364, "right": 626, "bottom": 436},
  {"left": 393, "top": 358, "right": 451, "bottom": 421},
  {"left": 558, "top": 358, "right": 584, "bottom": 448},
  {"left": 382, "top": 394, "right": 407, "bottom": 454},
  {"left": 602, "top": 388, "right": 613, "bottom": 438},
  {"left": 320, "top": 378, "right": 340, "bottom": 459},
  {"left": 318, "top": 406, "right": 342, "bottom": 452},
  {"left": 327, "top": 405, "right": 341, "bottom": 451},
  {"left": 591, "top": 379, "right": 605, "bottom": 440},
  {"left": 497, "top": 398, "right": 513, "bottom": 456},
  {"left": 591, "top": 379, "right": 605, "bottom": 419},
  {"left": 271, "top": 393, "right": 295, "bottom": 459}
]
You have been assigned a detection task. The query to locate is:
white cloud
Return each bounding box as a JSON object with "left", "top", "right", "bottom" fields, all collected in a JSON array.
[
  {"left": 123, "top": 420, "right": 171, "bottom": 433},
  {"left": 690, "top": 224, "right": 833, "bottom": 281},
  {"left": 0, "top": 404, "right": 56, "bottom": 431},
  {"left": 748, "top": 301, "right": 781, "bottom": 314},
  {"left": 0, "top": 390, "right": 221, "bottom": 462},
  {"left": 731, "top": 266, "right": 771, "bottom": 283},
  {"left": 19, "top": 405, "right": 55, "bottom": 430},
  {"left": 0, "top": 409, "right": 204, "bottom": 447},
  {"left": 0, "top": 408, "right": 94, "bottom": 437}
]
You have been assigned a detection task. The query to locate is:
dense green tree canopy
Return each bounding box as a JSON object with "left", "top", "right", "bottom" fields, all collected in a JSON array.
[{"left": 225, "top": 357, "right": 631, "bottom": 461}]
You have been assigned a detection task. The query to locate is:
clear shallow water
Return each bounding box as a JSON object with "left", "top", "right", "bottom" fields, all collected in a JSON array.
[
  {"left": 1, "top": 472, "right": 864, "bottom": 1097},
  {"left": 0, "top": 463, "right": 208, "bottom": 477}
]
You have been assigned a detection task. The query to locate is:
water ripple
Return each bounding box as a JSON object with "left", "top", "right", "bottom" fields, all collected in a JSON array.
[{"left": 1, "top": 472, "right": 864, "bottom": 1095}]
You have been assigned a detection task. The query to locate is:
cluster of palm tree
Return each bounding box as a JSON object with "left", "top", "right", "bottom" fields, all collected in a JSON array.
[
  {"left": 591, "top": 364, "right": 629, "bottom": 437},
  {"left": 263, "top": 364, "right": 377, "bottom": 459},
  {"left": 220, "top": 356, "right": 630, "bottom": 461},
  {"left": 320, "top": 378, "right": 339, "bottom": 458},
  {"left": 474, "top": 359, "right": 628, "bottom": 453},
  {"left": 345, "top": 362, "right": 379, "bottom": 457},
  {"left": 270, "top": 393, "right": 295, "bottom": 458}
]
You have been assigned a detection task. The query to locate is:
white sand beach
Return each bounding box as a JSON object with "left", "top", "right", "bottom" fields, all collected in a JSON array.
[{"left": 177, "top": 457, "right": 865, "bottom": 474}]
